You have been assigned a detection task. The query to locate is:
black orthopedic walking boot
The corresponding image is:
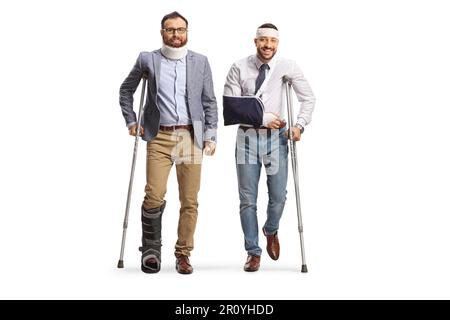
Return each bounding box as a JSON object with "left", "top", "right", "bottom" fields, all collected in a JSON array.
[{"left": 139, "top": 201, "right": 166, "bottom": 273}]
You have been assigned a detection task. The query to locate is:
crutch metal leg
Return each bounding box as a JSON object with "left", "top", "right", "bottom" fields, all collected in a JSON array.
[
  {"left": 284, "top": 77, "right": 308, "bottom": 273},
  {"left": 117, "top": 75, "right": 148, "bottom": 269}
]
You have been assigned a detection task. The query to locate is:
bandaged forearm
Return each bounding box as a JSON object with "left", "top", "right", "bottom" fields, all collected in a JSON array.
[{"left": 263, "top": 112, "right": 278, "bottom": 127}]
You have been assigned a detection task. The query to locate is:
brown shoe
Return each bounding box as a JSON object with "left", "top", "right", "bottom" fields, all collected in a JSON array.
[
  {"left": 175, "top": 255, "right": 193, "bottom": 274},
  {"left": 244, "top": 255, "right": 260, "bottom": 272},
  {"left": 263, "top": 228, "right": 280, "bottom": 260}
]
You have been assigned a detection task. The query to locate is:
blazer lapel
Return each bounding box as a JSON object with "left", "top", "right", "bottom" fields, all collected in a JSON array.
[
  {"left": 186, "top": 51, "right": 195, "bottom": 96},
  {"left": 153, "top": 50, "right": 162, "bottom": 93}
]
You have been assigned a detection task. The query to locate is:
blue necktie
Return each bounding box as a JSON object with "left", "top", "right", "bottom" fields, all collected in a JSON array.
[{"left": 255, "top": 63, "right": 269, "bottom": 94}]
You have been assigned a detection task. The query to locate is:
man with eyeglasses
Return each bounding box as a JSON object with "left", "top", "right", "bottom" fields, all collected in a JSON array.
[
  {"left": 119, "top": 11, "right": 218, "bottom": 274},
  {"left": 223, "top": 23, "right": 315, "bottom": 272}
]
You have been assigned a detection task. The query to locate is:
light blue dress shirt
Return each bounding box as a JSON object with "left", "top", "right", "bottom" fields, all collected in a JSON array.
[{"left": 157, "top": 56, "right": 191, "bottom": 125}]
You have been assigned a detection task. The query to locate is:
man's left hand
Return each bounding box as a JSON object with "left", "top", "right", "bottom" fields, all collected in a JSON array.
[
  {"left": 204, "top": 141, "right": 216, "bottom": 156},
  {"left": 285, "top": 127, "right": 301, "bottom": 141}
]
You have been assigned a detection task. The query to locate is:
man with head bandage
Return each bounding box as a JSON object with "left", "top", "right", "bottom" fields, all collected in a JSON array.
[{"left": 223, "top": 23, "right": 315, "bottom": 272}]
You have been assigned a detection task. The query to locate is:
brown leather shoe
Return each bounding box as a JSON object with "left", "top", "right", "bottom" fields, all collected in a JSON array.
[
  {"left": 263, "top": 228, "right": 280, "bottom": 260},
  {"left": 175, "top": 255, "right": 193, "bottom": 274},
  {"left": 244, "top": 255, "right": 260, "bottom": 272}
]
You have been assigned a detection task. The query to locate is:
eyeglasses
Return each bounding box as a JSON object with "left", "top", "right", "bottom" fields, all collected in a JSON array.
[{"left": 162, "top": 27, "right": 187, "bottom": 34}]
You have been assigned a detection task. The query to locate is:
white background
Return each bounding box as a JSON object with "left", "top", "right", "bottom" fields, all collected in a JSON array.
[{"left": 1, "top": 0, "right": 449, "bottom": 299}]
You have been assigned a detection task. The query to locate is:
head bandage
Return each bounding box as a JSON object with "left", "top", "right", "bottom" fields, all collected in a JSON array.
[{"left": 256, "top": 28, "right": 279, "bottom": 39}]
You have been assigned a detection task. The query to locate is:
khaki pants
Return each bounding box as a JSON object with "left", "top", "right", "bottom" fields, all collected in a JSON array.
[{"left": 143, "top": 129, "right": 202, "bottom": 257}]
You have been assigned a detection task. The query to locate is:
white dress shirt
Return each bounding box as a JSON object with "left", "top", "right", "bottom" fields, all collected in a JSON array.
[{"left": 223, "top": 55, "right": 315, "bottom": 128}]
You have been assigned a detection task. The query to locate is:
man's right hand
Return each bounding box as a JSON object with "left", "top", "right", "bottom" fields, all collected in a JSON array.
[
  {"left": 265, "top": 119, "right": 284, "bottom": 129},
  {"left": 128, "top": 124, "right": 144, "bottom": 136},
  {"left": 265, "top": 116, "right": 287, "bottom": 130}
]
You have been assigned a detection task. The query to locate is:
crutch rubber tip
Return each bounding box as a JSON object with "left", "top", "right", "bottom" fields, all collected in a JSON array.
[
  {"left": 117, "top": 260, "right": 124, "bottom": 268},
  {"left": 301, "top": 265, "right": 308, "bottom": 273}
]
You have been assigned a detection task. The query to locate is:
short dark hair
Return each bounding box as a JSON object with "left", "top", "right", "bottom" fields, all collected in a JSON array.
[
  {"left": 161, "top": 11, "right": 188, "bottom": 28},
  {"left": 258, "top": 23, "right": 278, "bottom": 30}
]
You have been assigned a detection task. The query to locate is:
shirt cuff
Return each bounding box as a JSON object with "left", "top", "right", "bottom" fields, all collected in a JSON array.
[
  {"left": 127, "top": 121, "right": 137, "bottom": 129},
  {"left": 296, "top": 117, "right": 307, "bottom": 128},
  {"left": 204, "top": 128, "right": 217, "bottom": 143}
]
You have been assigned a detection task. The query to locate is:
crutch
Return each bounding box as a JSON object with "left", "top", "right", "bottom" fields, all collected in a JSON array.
[
  {"left": 283, "top": 76, "right": 308, "bottom": 273},
  {"left": 117, "top": 74, "right": 147, "bottom": 268}
]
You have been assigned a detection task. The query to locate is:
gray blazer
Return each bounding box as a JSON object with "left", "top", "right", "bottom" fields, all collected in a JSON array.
[{"left": 119, "top": 50, "right": 218, "bottom": 148}]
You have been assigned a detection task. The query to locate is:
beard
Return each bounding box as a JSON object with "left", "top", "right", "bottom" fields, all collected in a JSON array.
[
  {"left": 257, "top": 47, "right": 277, "bottom": 61},
  {"left": 164, "top": 36, "right": 188, "bottom": 48}
]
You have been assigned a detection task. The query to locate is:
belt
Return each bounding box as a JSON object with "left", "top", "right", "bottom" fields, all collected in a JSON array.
[
  {"left": 159, "top": 125, "right": 193, "bottom": 132},
  {"left": 239, "top": 123, "right": 287, "bottom": 132},
  {"left": 239, "top": 125, "right": 269, "bottom": 132}
]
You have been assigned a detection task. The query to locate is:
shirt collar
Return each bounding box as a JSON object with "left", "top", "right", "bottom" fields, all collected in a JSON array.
[
  {"left": 162, "top": 55, "right": 186, "bottom": 63},
  {"left": 254, "top": 55, "right": 276, "bottom": 70}
]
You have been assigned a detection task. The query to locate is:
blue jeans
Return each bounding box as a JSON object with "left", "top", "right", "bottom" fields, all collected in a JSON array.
[{"left": 235, "top": 128, "right": 288, "bottom": 256}]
